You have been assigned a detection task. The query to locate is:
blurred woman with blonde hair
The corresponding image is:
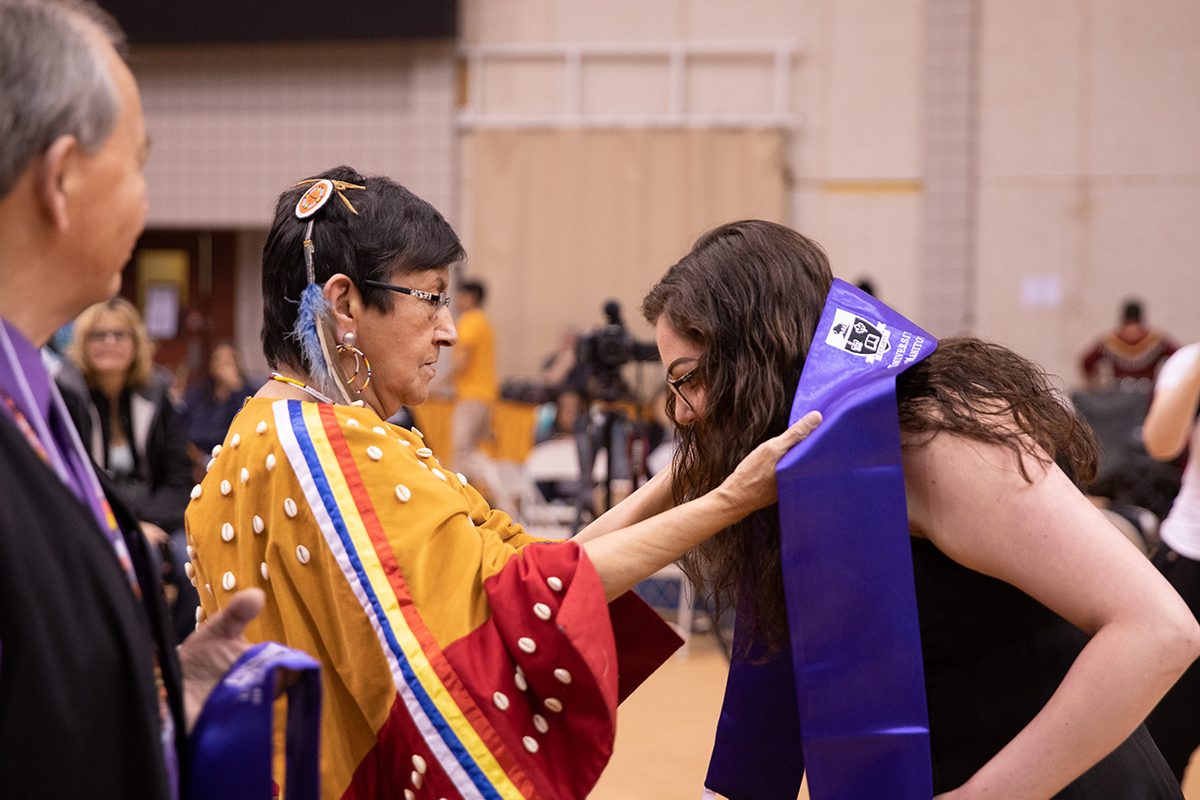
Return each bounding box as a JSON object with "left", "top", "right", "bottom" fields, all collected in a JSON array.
[{"left": 59, "top": 296, "right": 197, "bottom": 639}]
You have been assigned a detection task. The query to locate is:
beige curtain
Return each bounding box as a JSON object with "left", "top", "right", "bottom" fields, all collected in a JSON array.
[{"left": 460, "top": 128, "right": 787, "bottom": 379}]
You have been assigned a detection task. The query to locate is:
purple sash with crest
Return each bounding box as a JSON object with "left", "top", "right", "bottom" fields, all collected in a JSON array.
[{"left": 705, "top": 279, "right": 937, "bottom": 800}]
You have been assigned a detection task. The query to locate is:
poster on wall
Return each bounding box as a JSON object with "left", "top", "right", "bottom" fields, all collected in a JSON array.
[
  {"left": 136, "top": 248, "right": 189, "bottom": 340},
  {"left": 144, "top": 283, "right": 181, "bottom": 339}
]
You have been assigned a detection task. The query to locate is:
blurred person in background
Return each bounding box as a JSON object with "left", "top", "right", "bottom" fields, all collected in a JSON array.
[
  {"left": 451, "top": 277, "right": 513, "bottom": 507},
  {"left": 1074, "top": 298, "right": 1184, "bottom": 538},
  {"left": 539, "top": 325, "right": 588, "bottom": 398},
  {"left": 59, "top": 296, "right": 199, "bottom": 641},
  {"left": 530, "top": 388, "right": 587, "bottom": 509},
  {"left": 535, "top": 387, "right": 585, "bottom": 445},
  {"left": 1143, "top": 341, "right": 1200, "bottom": 783},
  {"left": 1081, "top": 298, "right": 1178, "bottom": 393},
  {"left": 0, "top": 0, "right": 260, "bottom": 794},
  {"left": 181, "top": 339, "right": 256, "bottom": 465}
]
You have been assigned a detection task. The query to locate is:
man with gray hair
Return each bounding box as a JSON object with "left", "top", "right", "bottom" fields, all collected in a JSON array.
[{"left": 0, "top": 1, "right": 263, "bottom": 796}]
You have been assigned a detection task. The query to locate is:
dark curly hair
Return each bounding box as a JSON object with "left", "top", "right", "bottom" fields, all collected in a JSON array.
[{"left": 642, "top": 219, "right": 1097, "bottom": 653}]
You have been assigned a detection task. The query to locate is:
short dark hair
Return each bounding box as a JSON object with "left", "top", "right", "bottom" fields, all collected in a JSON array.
[
  {"left": 459, "top": 279, "right": 486, "bottom": 306},
  {"left": 261, "top": 165, "right": 464, "bottom": 370},
  {"left": 1122, "top": 299, "right": 1143, "bottom": 324}
]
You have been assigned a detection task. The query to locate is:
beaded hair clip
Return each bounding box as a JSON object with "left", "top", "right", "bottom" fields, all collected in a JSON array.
[{"left": 289, "top": 177, "right": 365, "bottom": 404}]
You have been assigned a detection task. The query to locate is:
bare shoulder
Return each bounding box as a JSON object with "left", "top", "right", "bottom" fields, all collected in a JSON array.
[
  {"left": 902, "top": 430, "right": 1052, "bottom": 526},
  {"left": 901, "top": 429, "right": 1189, "bottom": 639},
  {"left": 900, "top": 430, "right": 1075, "bottom": 573}
]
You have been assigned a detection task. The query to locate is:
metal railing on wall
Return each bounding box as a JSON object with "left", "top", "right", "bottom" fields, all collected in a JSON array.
[{"left": 458, "top": 40, "right": 803, "bottom": 130}]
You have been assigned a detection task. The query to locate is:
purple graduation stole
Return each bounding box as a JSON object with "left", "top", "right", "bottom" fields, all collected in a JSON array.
[
  {"left": 706, "top": 279, "right": 938, "bottom": 800},
  {"left": 189, "top": 642, "right": 322, "bottom": 800}
]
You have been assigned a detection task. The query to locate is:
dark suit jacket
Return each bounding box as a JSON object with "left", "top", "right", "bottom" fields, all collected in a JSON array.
[{"left": 0, "top": 411, "right": 186, "bottom": 799}]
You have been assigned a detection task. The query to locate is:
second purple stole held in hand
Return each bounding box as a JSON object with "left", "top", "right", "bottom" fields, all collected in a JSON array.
[
  {"left": 189, "top": 642, "right": 322, "bottom": 800},
  {"left": 705, "top": 279, "right": 938, "bottom": 800}
]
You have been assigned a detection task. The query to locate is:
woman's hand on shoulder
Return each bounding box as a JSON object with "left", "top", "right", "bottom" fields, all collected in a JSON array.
[
  {"left": 581, "top": 411, "right": 820, "bottom": 599},
  {"left": 717, "top": 411, "right": 822, "bottom": 513}
]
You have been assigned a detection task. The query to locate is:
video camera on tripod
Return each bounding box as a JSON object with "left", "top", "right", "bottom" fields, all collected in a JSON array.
[
  {"left": 575, "top": 300, "right": 659, "bottom": 403},
  {"left": 567, "top": 300, "right": 661, "bottom": 529}
]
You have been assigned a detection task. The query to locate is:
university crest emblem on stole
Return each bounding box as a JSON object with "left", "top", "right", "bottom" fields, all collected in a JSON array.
[{"left": 825, "top": 308, "right": 891, "bottom": 364}]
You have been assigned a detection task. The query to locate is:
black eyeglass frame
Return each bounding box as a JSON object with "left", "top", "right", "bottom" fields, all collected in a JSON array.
[
  {"left": 665, "top": 362, "right": 701, "bottom": 413},
  {"left": 361, "top": 279, "right": 452, "bottom": 314}
]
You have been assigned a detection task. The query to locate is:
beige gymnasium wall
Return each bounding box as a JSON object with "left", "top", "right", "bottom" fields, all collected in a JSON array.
[
  {"left": 460, "top": 0, "right": 1199, "bottom": 389},
  {"left": 456, "top": 0, "right": 930, "bottom": 379},
  {"left": 124, "top": 1, "right": 1200, "bottom": 387},
  {"left": 973, "top": 0, "right": 1200, "bottom": 387},
  {"left": 461, "top": 129, "right": 787, "bottom": 379}
]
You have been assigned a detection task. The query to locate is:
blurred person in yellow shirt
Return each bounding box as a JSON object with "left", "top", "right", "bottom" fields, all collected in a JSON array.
[{"left": 452, "top": 279, "right": 512, "bottom": 506}]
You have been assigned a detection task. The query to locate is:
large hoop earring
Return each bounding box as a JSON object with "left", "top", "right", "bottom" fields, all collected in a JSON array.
[{"left": 335, "top": 331, "right": 372, "bottom": 394}]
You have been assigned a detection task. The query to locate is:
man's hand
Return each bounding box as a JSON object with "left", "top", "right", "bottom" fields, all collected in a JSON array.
[{"left": 179, "top": 588, "right": 265, "bottom": 732}]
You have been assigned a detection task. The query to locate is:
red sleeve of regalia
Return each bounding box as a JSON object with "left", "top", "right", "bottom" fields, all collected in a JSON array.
[{"left": 438, "top": 541, "right": 682, "bottom": 799}]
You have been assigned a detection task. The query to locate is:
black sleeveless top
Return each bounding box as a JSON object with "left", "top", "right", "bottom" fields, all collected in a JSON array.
[{"left": 912, "top": 537, "right": 1182, "bottom": 798}]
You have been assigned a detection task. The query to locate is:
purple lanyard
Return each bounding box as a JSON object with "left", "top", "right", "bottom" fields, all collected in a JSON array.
[
  {"left": 0, "top": 325, "right": 140, "bottom": 595},
  {"left": 706, "top": 280, "right": 938, "bottom": 800}
]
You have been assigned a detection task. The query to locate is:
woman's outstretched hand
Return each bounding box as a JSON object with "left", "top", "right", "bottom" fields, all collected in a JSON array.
[{"left": 718, "top": 410, "right": 822, "bottom": 512}]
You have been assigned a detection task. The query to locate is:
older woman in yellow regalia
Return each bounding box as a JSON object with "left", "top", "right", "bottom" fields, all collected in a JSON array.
[{"left": 185, "top": 166, "right": 817, "bottom": 800}]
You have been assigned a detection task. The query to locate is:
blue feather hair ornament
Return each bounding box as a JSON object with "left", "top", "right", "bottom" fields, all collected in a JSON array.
[
  {"left": 286, "top": 177, "right": 365, "bottom": 404},
  {"left": 292, "top": 282, "right": 337, "bottom": 391}
]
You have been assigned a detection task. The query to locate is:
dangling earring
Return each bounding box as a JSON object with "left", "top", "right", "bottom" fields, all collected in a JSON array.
[{"left": 336, "top": 331, "right": 372, "bottom": 394}]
